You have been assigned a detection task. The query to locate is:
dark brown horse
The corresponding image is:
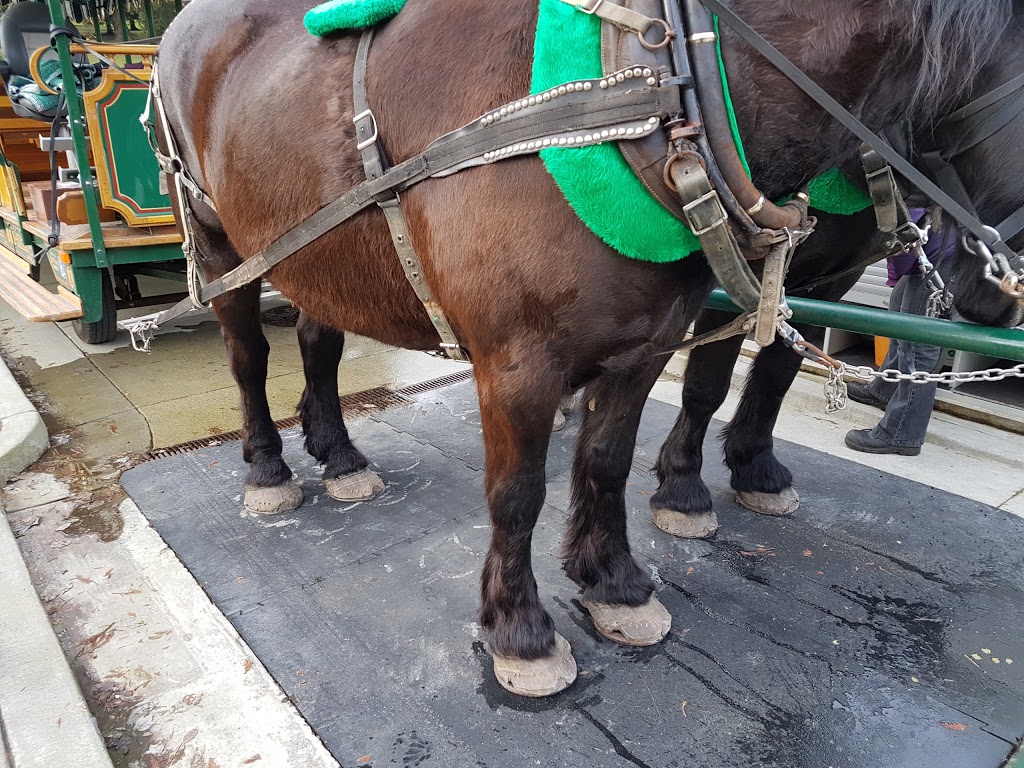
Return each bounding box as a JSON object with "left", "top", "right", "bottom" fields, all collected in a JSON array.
[{"left": 156, "top": 0, "right": 1024, "bottom": 695}]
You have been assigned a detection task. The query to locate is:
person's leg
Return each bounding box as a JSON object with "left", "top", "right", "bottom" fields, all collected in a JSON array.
[
  {"left": 864, "top": 279, "right": 908, "bottom": 404},
  {"left": 868, "top": 273, "right": 942, "bottom": 448}
]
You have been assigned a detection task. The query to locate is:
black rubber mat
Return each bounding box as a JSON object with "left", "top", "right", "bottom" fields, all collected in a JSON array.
[{"left": 121, "top": 380, "right": 1024, "bottom": 768}]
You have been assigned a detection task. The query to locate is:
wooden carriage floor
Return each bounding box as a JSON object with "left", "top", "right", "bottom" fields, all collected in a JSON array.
[{"left": 119, "top": 378, "right": 1024, "bottom": 768}]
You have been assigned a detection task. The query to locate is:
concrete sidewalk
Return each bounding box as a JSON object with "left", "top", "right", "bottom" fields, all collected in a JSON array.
[{"left": 0, "top": 354, "right": 111, "bottom": 768}]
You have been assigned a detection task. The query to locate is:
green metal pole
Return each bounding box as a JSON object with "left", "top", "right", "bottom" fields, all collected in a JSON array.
[
  {"left": 143, "top": 0, "right": 155, "bottom": 38},
  {"left": 705, "top": 288, "right": 1024, "bottom": 362},
  {"left": 46, "top": 0, "right": 109, "bottom": 268}
]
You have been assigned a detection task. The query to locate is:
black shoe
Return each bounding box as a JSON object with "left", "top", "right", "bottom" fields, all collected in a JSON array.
[
  {"left": 846, "top": 382, "right": 889, "bottom": 411},
  {"left": 844, "top": 429, "right": 921, "bottom": 456}
]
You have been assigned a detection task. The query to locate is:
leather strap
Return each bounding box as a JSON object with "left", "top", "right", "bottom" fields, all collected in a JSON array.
[
  {"left": 125, "top": 61, "right": 680, "bottom": 338},
  {"left": 669, "top": 152, "right": 762, "bottom": 311},
  {"left": 699, "top": 0, "right": 1019, "bottom": 262},
  {"left": 353, "top": 31, "right": 469, "bottom": 361},
  {"left": 560, "top": 0, "right": 655, "bottom": 36}
]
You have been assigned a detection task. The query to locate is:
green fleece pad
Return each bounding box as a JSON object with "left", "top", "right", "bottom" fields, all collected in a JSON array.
[
  {"left": 307, "top": 0, "right": 872, "bottom": 262},
  {"left": 304, "top": 0, "right": 407, "bottom": 36}
]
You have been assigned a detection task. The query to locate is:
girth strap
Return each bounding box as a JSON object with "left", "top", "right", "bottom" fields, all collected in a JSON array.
[{"left": 353, "top": 31, "right": 470, "bottom": 362}]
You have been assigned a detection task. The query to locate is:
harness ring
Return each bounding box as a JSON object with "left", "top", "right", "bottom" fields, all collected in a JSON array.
[{"left": 639, "top": 19, "right": 675, "bottom": 51}]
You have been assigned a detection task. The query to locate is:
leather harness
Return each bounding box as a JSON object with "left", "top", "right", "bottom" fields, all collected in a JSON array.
[{"left": 128, "top": 0, "right": 1024, "bottom": 358}]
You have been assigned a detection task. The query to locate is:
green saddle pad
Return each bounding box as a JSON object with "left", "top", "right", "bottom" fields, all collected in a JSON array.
[
  {"left": 304, "top": 0, "right": 407, "bottom": 36},
  {"left": 305, "top": 0, "right": 872, "bottom": 262}
]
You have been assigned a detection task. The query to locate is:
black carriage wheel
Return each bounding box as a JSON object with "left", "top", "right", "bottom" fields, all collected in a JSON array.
[{"left": 72, "top": 270, "right": 117, "bottom": 344}]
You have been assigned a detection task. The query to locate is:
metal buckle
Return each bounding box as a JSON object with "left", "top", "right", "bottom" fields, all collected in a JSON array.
[
  {"left": 439, "top": 342, "right": 472, "bottom": 363},
  {"left": 354, "top": 109, "right": 379, "bottom": 151},
  {"left": 580, "top": 0, "right": 603, "bottom": 14},
  {"left": 682, "top": 190, "right": 728, "bottom": 237}
]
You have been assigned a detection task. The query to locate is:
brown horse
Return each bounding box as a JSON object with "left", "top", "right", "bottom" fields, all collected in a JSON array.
[{"left": 156, "top": 0, "right": 1023, "bottom": 695}]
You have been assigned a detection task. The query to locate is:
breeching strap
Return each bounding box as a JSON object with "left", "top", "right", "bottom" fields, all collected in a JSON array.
[
  {"left": 125, "top": 58, "right": 681, "bottom": 347},
  {"left": 352, "top": 31, "right": 470, "bottom": 361}
]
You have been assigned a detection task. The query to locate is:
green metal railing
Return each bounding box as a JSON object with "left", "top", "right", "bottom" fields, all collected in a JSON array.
[{"left": 705, "top": 289, "right": 1024, "bottom": 362}]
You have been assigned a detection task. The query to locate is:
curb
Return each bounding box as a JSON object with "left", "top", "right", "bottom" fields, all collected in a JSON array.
[
  {"left": 0, "top": 360, "right": 47, "bottom": 485},
  {"left": 0, "top": 357, "right": 114, "bottom": 768}
]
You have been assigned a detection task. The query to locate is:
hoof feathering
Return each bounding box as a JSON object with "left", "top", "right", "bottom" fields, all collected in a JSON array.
[
  {"left": 652, "top": 508, "right": 719, "bottom": 539},
  {"left": 736, "top": 487, "right": 800, "bottom": 516},
  {"left": 583, "top": 595, "right": 671, "bottom": 646},
  {"left": 243, "top": 481, "right": 304, "bottom": 515},
  {"left": 324, "top": 468, "right": 386, "bottom": 502},
  {"left": 491, "top": 633, "right": 577, "bottom": 697}
]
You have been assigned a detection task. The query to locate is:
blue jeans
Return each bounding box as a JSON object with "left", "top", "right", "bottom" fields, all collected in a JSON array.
[{"left": 865, "top": 272, "right": 943, "bottom": 448}]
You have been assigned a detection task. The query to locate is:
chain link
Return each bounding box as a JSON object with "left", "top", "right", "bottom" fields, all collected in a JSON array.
[{"left": 842, "top": 362, "right": 1024, "bottom": 385}]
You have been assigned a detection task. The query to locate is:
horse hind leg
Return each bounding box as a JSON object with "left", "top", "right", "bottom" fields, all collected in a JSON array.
[
  {"left": 295, "top": 313, "right": 385, "bottom": 502},
  {"left": 197, "top": 226, "right": 302, "bottom": 514}
]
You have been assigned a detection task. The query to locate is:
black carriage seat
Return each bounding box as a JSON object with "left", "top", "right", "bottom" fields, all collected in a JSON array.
[{"left": 0, "top": 1, "right": 65, "bottom": 120}]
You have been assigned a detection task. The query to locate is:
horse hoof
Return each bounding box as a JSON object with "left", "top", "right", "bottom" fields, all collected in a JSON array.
[
  {"left": 652, "top": 508, "right": 719, "bottom": 539},
  {"left": 244, "top": 481, "right": 304, "bottom": 515},
  {"left": 324, "top": 468, "right": 386, "bottom": 502},
  {"left": 583, "top": 595, "right": 671, "bottom": 647},
  {"left": 491, "top": 633, "right": 577, "bottom": 698},
  {"left": 736, "top": 487, "right": 800, "bottom": 516},
  {"left": 552, "top": 409, "right": 567, "bottom": 432}
]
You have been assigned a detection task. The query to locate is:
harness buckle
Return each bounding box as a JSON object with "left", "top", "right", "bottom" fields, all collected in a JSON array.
[
  {"left": 682, "top": 190, "right": 728, "bottom": 236},
  {"left": 354, "top": 109, "right": 379, "bottom": 151},
  {"left": 580, "top": 0, "right": 603, "bottom": 14}
]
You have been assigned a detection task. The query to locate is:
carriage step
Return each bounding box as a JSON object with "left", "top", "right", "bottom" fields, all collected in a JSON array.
[{"left": 0, "top": 250, "right": 83, "bottom": 322}]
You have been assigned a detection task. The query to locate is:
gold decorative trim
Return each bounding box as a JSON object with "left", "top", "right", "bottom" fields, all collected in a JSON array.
[{"left": 83, "top": 69, "right": 175, "bottom": 227}]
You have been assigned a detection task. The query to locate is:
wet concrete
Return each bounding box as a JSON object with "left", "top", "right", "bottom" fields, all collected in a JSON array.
[{"left": 121, "top": 380, "right": 1024, "bottom": 768}]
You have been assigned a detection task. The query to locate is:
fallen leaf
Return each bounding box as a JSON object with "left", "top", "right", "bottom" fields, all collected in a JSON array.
[
  {"left": 940, "top": 722, "right": 969, "bottom": 732},
  {"left": 680, "top": 701, "right": 688, "bottom": 718},
  {"left": 992, "top": 658, "right": 1001, "bottom": 664},
  {"left": 243, "top": 658, "right": 254, "bottom": 673},
  {"left": 75, "top": 623, "right": 116, "bottom": 660},
  {"left": 971, "top": 653, "right": 982, "bottom": 660},
  {"left": 234, "top": 577, "right": 244, "bottom": 585},
  {"left": 686, "top": 567, "right": 694, "bottom": 575},
  {"left": 104, "top": 568, "right": 114, "bottom": 579},
  {"left": 357, "top": 756, "right": 373, "bottom": 766},
  {"left": 1006, "top": 659, "right": 1014, "bottom": 665},
  {"left": 183, "top": 728, "right": 199, "bottom": 743},
  {"left": 803, "top": 550, "right": 812, "bottom": 557},
  {"left": 74, "top": 575, "right": 95, "bottom": 585},
  {"left": 241, "top": 756, "right": 261, "bottom": 765},
  {"left": 982, "top": 648, "right": 992, "bottom": 654},
  {"left": 816, "top": 571, "right": 825, "bottom": 576},
  {"left": 911, "top": 676, "right": 920, "bottom": 683}
]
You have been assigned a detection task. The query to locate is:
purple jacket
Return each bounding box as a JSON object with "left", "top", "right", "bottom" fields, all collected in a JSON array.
[{"left": 886, "top": 209, "right": 957, "bottom": 286}]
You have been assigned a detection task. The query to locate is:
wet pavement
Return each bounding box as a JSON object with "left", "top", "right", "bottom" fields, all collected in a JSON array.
[
  {"left": 2, "top": 291, "right": 1023, "bottom": 767},
  {"left": 120, "top": 379, "right": 1024, "bottom": 768}
]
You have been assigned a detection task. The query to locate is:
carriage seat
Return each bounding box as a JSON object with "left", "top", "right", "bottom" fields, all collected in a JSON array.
[{"left": 0, "top": 2, "right": 64, "bottom": 120}]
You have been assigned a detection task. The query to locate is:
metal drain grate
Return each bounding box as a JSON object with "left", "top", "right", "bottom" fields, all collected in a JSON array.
[
  {"left": 139, "top": 370, "right": 475, "bottom": 462},
  {"left": 397, "top": 368, "right": 474, "bottom": 395}
]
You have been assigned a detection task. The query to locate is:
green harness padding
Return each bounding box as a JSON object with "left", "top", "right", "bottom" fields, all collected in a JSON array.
[
  {"left": 305, "top": 0, "right": 872, "bottom": 262},
  {"left": 305, "top": 0, "right": 407, "bottom": 36}
]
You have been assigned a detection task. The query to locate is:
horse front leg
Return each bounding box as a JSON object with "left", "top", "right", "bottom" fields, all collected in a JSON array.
[
  {"left": 650, "top": 309, "right": 746, "bottom": 538},
  {"left": 721, "top": 327, "right": 814, "bottom": 516},
  {"left": 562, "top": 356, "right": 673, "bottom": 647},
  {"left": 212, "top": 281, "right": 302, "bottom": 514},
  {"left": 296, "top": 313, "right": 384, "bottom": 502},
  {"left": 474, "top": 348, "right": 576, "bottom": 698}
]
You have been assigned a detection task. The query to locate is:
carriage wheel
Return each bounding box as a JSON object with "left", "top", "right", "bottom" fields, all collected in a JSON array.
[{"left": 72, "top": 270, "right": 117, "bottom": 344}]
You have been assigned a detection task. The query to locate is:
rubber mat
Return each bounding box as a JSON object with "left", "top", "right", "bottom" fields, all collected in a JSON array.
[{"left": 121, "top": 380, "right": 1024, "bottom": 768}]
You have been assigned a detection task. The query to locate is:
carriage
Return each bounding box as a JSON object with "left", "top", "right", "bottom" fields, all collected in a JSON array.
[{"left": 0, "top": 0, "right": 183, "bottom": 343}]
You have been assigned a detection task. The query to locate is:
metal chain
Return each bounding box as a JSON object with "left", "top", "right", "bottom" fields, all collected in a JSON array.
[{"left": 842, "top": 362, "right": 1024, "bottom": 385}]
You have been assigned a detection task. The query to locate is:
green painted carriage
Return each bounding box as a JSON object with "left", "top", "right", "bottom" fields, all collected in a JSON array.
[{"left": 0, "top": 0, "right": 184, "bottom": 343}]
